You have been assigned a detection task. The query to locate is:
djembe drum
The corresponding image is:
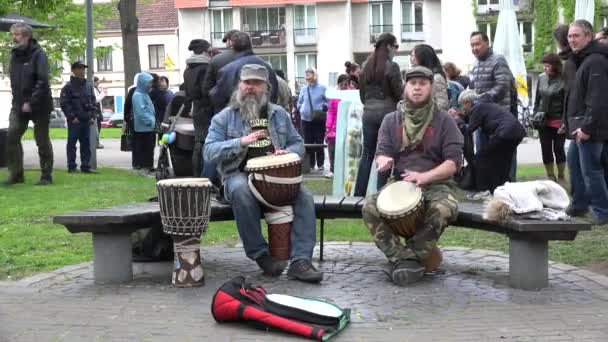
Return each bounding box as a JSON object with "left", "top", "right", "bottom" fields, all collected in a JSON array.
[
  {"left": 376, "top": 181, "right": 442, "bottom": 272},
  {"left": 156, "top": 178, "right": 212, "bottom": 287},
  {"left": 245, "top": 153, "right": 302, "bottom": 260}
]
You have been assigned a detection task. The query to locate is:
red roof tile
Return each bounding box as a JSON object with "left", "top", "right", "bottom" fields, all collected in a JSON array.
[
  {"left": 229, "top": 0, "right": 346, "bottom": 6},
  {"left": 175, "top": 0, "right": 207, "bottom": 8},
  {"left": 101, "top": 0, "right": 178, "bottom": 31}
]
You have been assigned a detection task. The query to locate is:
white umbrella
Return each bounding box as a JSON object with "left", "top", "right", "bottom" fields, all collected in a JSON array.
[
  {"left": 492, "top": 0, "right": 528, "bottom": 106},
  {"left": 575, "top": 0, "right": 595, "bottom": 23}
]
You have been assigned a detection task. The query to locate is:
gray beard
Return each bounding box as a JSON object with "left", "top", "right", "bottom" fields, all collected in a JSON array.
[{"left": 230, "top": 90, "right": 268, "bottom": 121}]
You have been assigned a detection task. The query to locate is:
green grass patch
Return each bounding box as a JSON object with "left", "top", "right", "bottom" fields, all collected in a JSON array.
[
  {"left": 22, "top": 128, "right": 122, "bottom": 140},
  {"left": 0, "top": 164, "right": 606, "bottom": 280}
]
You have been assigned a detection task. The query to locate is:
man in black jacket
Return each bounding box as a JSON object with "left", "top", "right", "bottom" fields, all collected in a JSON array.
[
  {"left": 564, "top": 19, "right": 608, "bottom": 224},
  {"left": 60, "top": 61, "right": 98, "bottom": 173},
  {"left": 5, "top": 23, "right": 54, "bottom": 185},
  {"left": 183, "top": 39, "right": 212, "bottom": 176}
]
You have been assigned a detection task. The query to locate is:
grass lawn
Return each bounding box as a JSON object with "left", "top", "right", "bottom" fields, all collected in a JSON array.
[
  {"left": 1, "top": 165, "right": 606, "bottom": 281},
  {"left": 22, "top": 128, "right": 122, "bottom": 140}
]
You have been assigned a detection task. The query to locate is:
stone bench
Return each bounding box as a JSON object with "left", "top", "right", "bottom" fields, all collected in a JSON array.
[{"left": 53, "top": 197, "right": 591, "bottom": 290}]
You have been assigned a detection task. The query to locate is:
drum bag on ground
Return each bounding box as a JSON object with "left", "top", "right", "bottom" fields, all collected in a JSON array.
[{"left": 211, "top": 276, "right": 350, "bottom": 341}]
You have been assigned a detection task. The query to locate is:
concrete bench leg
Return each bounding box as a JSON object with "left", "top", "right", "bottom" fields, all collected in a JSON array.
[
  {"left": 92, "top": 233, "right": 133, "bottom": 283},
  {"left": 509, "top": 237, "right": 548, "bottom": 290}
]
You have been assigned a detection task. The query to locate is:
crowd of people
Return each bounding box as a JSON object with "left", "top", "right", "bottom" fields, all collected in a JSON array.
[{"left": 5, "top": 18, "right": 608, "bottom": 285}]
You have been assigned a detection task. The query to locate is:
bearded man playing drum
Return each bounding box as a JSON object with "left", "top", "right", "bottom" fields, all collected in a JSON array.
[
  {"left": 204, "top": 64, "right": 322, "bottom": 283},
  {"left": 362, "top": 66, "right": 464, "bottom": 286}
]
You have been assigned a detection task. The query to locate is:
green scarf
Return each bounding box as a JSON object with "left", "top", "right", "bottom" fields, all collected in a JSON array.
[{"left": 399, "top": 99, "right": 435, "bottom": 152}]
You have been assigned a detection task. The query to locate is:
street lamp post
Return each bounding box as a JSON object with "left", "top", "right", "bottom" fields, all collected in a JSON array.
[{"left": 86, "top": 0, "right": 97, "bottom": 170}]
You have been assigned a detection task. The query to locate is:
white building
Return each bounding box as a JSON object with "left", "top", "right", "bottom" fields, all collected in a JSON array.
[{"left": 52, "top": 0, "right": 180, "bottom": 114}]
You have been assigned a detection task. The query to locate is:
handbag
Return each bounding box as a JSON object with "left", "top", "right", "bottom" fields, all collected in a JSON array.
[
  {"left": 307, "top": 86, "right": 326, "bottom": 123},
  {"left": 531, "top": 111, "right": 546, "bottom": 130},
  {"left": 120, "top": 122, "right": 133, "bottom": 152}
]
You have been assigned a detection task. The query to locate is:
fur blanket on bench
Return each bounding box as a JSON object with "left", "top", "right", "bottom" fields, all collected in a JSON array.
[{"left": 485, "top": 181, "right": 570, "bottom": 222}]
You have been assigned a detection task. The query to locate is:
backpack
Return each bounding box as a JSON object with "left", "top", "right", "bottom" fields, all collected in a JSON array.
[{"left": 447, "top": 80, "right": 464, "bottom": 108}]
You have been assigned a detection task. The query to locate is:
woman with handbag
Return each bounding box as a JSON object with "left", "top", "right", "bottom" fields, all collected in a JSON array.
[
  {"left": 296, "top": 68, "right": 327, "bottom": 172},
  {"left": 354, "top": 33, "right": 403, "bottom": 196},
  {"left": 534, "top": 53, "right": 566, "bottom": 182}
]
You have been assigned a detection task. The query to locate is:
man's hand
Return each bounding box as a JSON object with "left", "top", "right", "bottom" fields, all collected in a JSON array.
[
  {"left": 557, "top": 124, "right": 566, "bottom": 135},
  {"left": 21, "top": 102, "right": 31, "bottom": 113},
  {"left": 448, "top": 108, "right": 462, "bottom": 118},
  {"left": 274, "top": 149, "right": 289, "bottom": 155},
  {"left": 573, "top": 128, "right": 590, "bottom": 143},
  {"left": 402, "top": 170, "right": 433, "bottom": 187},
  {"left": 375, "top": 155, "right": 394, "bottom": 172},
  {"left": 240, "top": 130, "right": 267, "bottom": 146}
]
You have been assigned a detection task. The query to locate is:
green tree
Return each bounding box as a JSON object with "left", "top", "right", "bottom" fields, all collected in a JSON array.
[{"left": 0, "top": 0, "right": 114, "bottom": 81}]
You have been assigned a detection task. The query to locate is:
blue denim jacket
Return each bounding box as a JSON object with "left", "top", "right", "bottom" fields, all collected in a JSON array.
[{"left": 203, "top": 103, "right": 304, "bottom": 181}]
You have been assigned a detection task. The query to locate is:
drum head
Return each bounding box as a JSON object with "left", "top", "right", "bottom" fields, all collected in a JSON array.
[
  {"left": 156, "top": 178, "right": 212, "bottom": 187},
  {"left": 377, "top": 181, "right": 422, "bottom": 216},
  {"left": 245, "top": 153, "right": 301, "bottom": 171}
]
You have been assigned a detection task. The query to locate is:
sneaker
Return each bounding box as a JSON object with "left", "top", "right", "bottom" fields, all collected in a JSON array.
[
  {"left": 97, "top": 143, "right": 104, "bottom": 149},
  {"left": 3, "top": 176, "right": 24, "bottom": 185},
  {"left": 35, "top": 177, "right": 53, "bottom": 186},
  {"left": 323, "top": 171, "right": 334, "bottom": 179},
  {"left": 390, "top": 260, "right": 425, "bottom": 286},
  {"left": 67, "top": 168, "right": 78, "bottom": 173},
  {"left": 287, "top": 260, "right": 323, "bottom": 283},
  {"left": 256, "top": 254, "right": 287, "bottom": 277},
  {"left": 565, "top": 206, "right": 589, "bottom": 217},
  {"left": 466, "top": 191, "right": 491, "bottom": 201}
]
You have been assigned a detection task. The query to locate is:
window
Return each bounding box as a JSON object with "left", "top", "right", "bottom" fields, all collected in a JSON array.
[
  {"left": 260, "top": 55, "right": 288, "bottom": 77},
  {"left": 295, "top": 53, "right": 316, "bottom": 92},
  {"left": 96, "top": 47, "right": 113, "bottom": 72},
  {"left": 294, "top": 5, "right": 316, "bottom": 45},
  {"left": 243, "top": 7, "right": 286, "bottom": 32},
  {"left": 477, "top": 0, "right": 499, "bottom": 4},
  {"left": 148, "top": 44, "right": 165, "bottom": 70},
  {"left": 210, "top": 8, "right": 233, "bottom": 46},
  {"left": 401, "top": 1, "right": 423, "bottom": 41},
  {"left": 477, "top": 21, "right": 534, "bottom": 53},
  {"left": 519, "top": 21, "right": 533, "bottom": 53},
  {"left": 477, "top": 0, "right": 499, "bottom": 14},
  {"left": 370, "top": 2, "right": 393, "bottom": 43}
]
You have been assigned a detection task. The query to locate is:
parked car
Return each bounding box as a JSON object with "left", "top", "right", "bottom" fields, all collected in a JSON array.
[
  {"left": 100, "top": 110, "right": 113, "bottom": 128},
  {"left": 106, "top": 112, "right": 123, "bottom": 128},
  {"left": 49, "top": 109, "right": 66, "bottom": 128}
]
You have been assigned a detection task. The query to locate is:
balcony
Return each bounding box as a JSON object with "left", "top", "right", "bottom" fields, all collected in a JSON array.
[
  {"left": 294, "top": 28, "right": 317, "bottom": 46},
  {"left": 369, "top": 25, "right": 393, "bottom": 44},
  {"left": 245, "top": 29, "right": 287, "bottom": 47},
  {"left": 210, "top": 31, "right": 227, "bottom": 48},
  {"left": 401, "top": 24, "right": 424, "bottom": 42}
]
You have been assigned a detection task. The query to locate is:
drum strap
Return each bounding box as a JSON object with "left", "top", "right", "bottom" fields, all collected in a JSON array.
[
  {"left": 248, "top": 174, "right": 295, "bottom": 224},
  {"left": 251, "top": 173, "right": 303, "bottom": 185}
]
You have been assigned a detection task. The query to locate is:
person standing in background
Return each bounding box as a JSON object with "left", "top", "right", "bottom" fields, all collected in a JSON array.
[
  {"left": 443, "top": 62, "right": 470, "bottom": 89},
  {"left": 534, "top": 53, "right": 566, "bottom": 183},
  {"left": 344, "top": 61, "right": 361, "bottom": 88},
  {"left": 410, "top": 44, "right": 450, "bottom": 112},
  {"left": 5, "top": 23, "right": 54, "bottom": 185},
  {"left": 355, "top": 33, "right": 403, "bottom": 196},
  {"left": 132, "top": 72, "right": 157, "bottom": 172},
  {"left": 296, "top": 68, "right": 327, "bottom": 173},
  {"left": 325, "top": 74, "right": 356, "bottom": 178}
]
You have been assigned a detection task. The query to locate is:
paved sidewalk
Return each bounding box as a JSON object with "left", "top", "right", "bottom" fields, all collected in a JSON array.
[{"left": 1, "top": 243, "right": 607, "bottom": 341}]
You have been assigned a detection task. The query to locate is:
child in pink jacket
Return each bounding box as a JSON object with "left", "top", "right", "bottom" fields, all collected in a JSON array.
[{"left": 325, "top": 75, "right": 357, "bottom": 177}]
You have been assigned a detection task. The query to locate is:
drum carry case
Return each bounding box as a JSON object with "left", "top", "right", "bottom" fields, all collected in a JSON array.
[{"left": 212, "top": 277, "right": 350, "bottom": 341}]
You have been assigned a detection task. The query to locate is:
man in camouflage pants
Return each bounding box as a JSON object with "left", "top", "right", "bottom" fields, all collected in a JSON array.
[{"left": 362, "top": 66, "right": 463, "bottom": 286}]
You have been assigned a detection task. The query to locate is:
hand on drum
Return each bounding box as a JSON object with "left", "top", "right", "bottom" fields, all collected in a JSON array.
[
  {"left": 274, "top": 149, "right": 289, "bottom": 155},
  {"left": 402, "top": 170, "right": 433, "bottom": 186},
  {"left": 375, "top": 156, "right": 394, "bottom": 172},
  {"left": 241, "top": 130, "right": 267, "bottom": 146}
]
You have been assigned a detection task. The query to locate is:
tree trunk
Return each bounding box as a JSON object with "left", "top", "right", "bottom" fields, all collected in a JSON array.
[{"left": 118, "top": 0, "right": 140, "bottom": 95}]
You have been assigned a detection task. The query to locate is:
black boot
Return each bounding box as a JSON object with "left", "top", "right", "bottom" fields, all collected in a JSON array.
[
  {"left": 36, "top": 176, "right": 53, "bottom": 185},
  {"left": 256, "top": 254, "right": 288, "bottom": 276},
  {"left": 390, "top": 260, "right": 425, "bottom": 286}
]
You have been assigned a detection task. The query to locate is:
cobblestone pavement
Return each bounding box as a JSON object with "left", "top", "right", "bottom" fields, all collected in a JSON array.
[{"left": 1, "top": 243, "right": 608, "bottom": 341}]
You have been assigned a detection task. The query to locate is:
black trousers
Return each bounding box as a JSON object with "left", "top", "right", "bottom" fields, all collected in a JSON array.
[
  {"left": 538, "top": 126, "right": 566, "bottom": 164},
  {"left": 301, "top": 119, "right": 325, "bottom": 169},
  {"left": 475, "top": 138, "right": 521, "bottom": 192},
  {"left": 354, "top": 107, "right": 392, "bottom": 196},
  {"left": 327, "top": 141, "right": 335, "bottom": 173},
  {"left": 132, "top": 131, "right": 156, "bottom": 170}
]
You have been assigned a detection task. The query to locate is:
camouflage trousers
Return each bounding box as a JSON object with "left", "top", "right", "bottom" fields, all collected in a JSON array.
[{"left": 362, "top": 180, "right": 459, "bottom": 263}]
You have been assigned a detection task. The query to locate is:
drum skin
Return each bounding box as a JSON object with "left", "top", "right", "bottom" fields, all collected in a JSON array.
[{"left": 377, "top": 181, "right": 425, "bottom": 239}]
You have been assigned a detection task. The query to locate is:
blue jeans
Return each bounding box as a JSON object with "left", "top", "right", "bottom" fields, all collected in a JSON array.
[
  {"left": 66, "top": 120, "right": 91, "bottom": 170},
  {"left": 223, "top": 172, "right": 316, "bottom": 262},
  {"left": 567, "top": 141, "right": 608, "bottom": 220}
]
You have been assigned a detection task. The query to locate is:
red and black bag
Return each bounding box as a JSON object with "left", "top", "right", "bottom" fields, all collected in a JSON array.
[{"left": 212, "top": 276, "right": 350, "bottom": 341}]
